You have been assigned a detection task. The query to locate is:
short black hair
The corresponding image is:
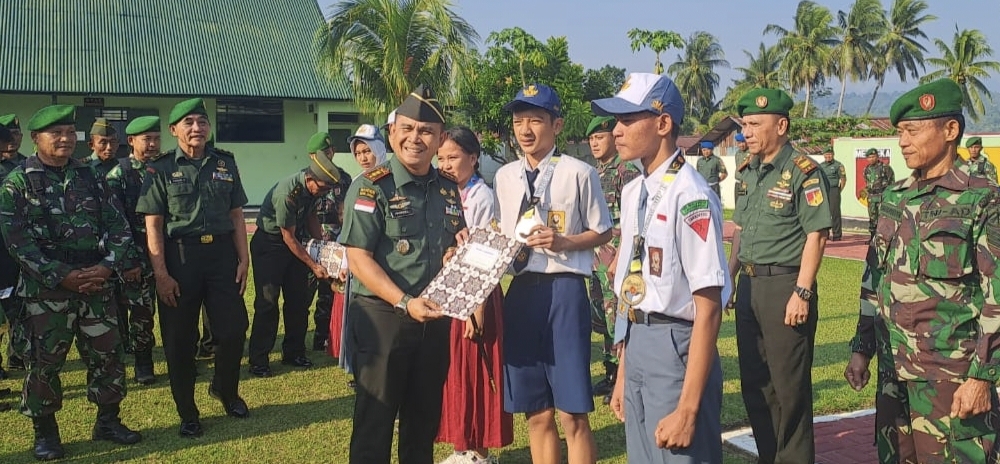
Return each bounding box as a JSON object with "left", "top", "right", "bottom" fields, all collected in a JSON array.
[
  {"left": 444, "top": 126, "right": 483, "bottom": 177},
  {"left": 0, "top": 126, "right": 11, "bottom": 144}
]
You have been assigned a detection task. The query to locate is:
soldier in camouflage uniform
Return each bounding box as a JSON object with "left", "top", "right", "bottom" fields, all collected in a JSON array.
[
  {"left": 863, "top": 148, "right": 895, "bottom": 238},
  {"left": 0, "top": 105, "right": 143, "bottom": 460},
  {"left": 106, "top": 116, "right": 161, "bottom": 385},
  {"left": 965, "top": 137, "right": 997, "bottom": 181},
  {"left": 585, "top": 115, "right": 639, "bottom": 404},
  {"left": 84, "top": 118, "right": 121, "bottom": 177},
  {"left": 0, "top": 114, "right": 28, "bottom": 373},
  {"left": 851, "top": 79, "right": 1000, "bottom": 463}
]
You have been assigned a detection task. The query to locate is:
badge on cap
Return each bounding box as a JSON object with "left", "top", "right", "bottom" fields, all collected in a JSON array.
[
  {"left": 650, "top": 100, "right": 664, "bottom": 113},
  {"left": 919, "top": 94, "right": 935, "bottom": 111},
  {"left": 620, "top": 77, "right": 631, "bottom": 92},
  {"left": 523, "top": 85, "right": 539, "bottom": 97},
  {"left": 756, "top": 95, "right": 768, "bottom": 108},
  {"left": 396, "top": 239, "right": 411, "bottom": 255}
]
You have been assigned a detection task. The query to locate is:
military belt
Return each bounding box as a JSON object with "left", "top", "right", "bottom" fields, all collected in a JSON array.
[
  {"left": 41, "top": 249, "right": 104, "bottom": 266},
  {"left": 514, "top": 272, "right": 584, "bottom": 285},
  {"left": 741, "top": 264, "right": 800, "bottom": 278},
  {"left": 172, "top": 234, "right": 228, "bottom": 245},
  {"left": 629, "top": 309, "right": 692, "bottom": 326}
]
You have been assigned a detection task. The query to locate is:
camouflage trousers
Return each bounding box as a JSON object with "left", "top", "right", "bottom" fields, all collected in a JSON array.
[
  {"left": 590, "top": 237, "right": 621, "bottom": 367},
  {"left": 1, "top": 296, "right": 27, "bottom": 361},
  {"left": 115, "top": 273, "right": 156, "bottom": 353},
  {"left": 20, "top": 292, "right": 126, "bottom": 417},
  {"left": 876, "top": 375, "right": 1000, "bottom": 463},
  {"left": 868, "top": 197, "right": 882, "bottom": 237}
]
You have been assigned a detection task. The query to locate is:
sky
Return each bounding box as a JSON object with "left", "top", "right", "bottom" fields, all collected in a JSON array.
[{"left": 316, "top": 0, "right": 1000, "bottom": 94}]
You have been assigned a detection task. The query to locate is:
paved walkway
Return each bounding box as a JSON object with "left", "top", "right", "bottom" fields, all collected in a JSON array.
[
  {"left": 724, "top": 409, "right": 877, "bottom": 463},
  {"left": 722, "top": 220, "right": 869, "bottom": 261}
]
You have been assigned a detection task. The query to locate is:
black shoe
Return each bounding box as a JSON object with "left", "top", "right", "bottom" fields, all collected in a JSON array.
[
  {"left": 592, "top": 377, "right": 613, "bottom": 397},
  {"left": 281, "top": 356, "right": 313, "bottom": 368},
  {"left": 602, "top": 393, "right": 612, "bottom": 405},
  {"left": 249, "top": 364, "right": 272, "bottom": 378},
  {"left": 8, "top": 356, "right": 25, "bottom": 370},
  {"left": 312, "top": 338, "right": 327, "bottom": 352},
  {"left": 32, "top": 415, "right": 65, "bottom": 461},
  {"left": 347, "top": 379, "right": 356, "bottom": 390},
  {"left": 133, "top": 350, "right": 155, "bottom": 385},
  {"left": 91, "top": 404, "right": 142, "bottom": 445},
  {"left": 179, "top": 420, "right": 203, "bottom": 438},
  {"left": 208, "top": 384, "right": 250, "bottom": 419}
]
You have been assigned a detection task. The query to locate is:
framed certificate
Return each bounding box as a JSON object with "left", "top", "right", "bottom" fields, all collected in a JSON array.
[
  {"left": 302, "top": 239, "right": 346, "bottom": 276},
  {"left": 420, "top": 226, "right": 522, "bottom": 320}
]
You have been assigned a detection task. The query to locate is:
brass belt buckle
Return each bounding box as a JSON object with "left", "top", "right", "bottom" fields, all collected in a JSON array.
[
  {"left": 742, "top": 264, "right": 755, "bottom": 277},
  {"left": 199, "top": 235, "right": 213, "bottom": 244}
]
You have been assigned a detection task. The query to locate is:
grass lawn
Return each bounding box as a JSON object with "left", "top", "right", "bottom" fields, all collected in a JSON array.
[{"left": 0, "top": 248, "right": 868, "bottom": 463}]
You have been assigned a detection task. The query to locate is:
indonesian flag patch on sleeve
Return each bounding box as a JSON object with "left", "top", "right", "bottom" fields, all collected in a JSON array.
[
  {"left": 681, "top": 199, "right": 711, "bottom": 241},
  {"left": 354, "top": 198, "right": 376, "bottom": 213}
]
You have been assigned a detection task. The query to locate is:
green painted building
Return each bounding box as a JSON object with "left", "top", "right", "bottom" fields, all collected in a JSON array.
[{"left": 0, "top": 0, "right": 365, "bottom": 204}]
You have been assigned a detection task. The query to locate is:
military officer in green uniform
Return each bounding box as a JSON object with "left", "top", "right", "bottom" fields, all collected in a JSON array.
[
  {"left": 106, "top": 116, "right": 161, "bottom": 385},
  {"left": 136, "top": 98, "right": 251, "bottom": 438},
  {"left": 84, "top": 118, "right": 120, "bottom": 177},
  {"left": 339, "top": 85, "right": 465, "bottom": 464},
  {"left": 728, "top": 88, "right": 832, "bottom": 464},
  {"left": 585, "top": 115, "right": 639, "bottom": 404},
  {"left": 0, "top": 114, "right": 28, "bottom": 375},
  {"left": 696, "top": 141, "right": 727, "bottom": 198},
  {"left": 0, "top": 105, "right": 143, "bottom": 460},
  {"left": 965, "top": 136, "right": 997, "bottom": 181},
  {"left": 863, "top": 148, "right": 895, "bottom": 238},
  {"left": 733, "top": 133, "right": 751, "bottom": 200},
  {"left": 820, "top": 146, "right": 847, "bottom": 241},
  {"left": 847, "top": 78, "right": 1000, "bottom": 463},
  {"left": 247, "top": 138, "right": 341, "bottom": 377}
]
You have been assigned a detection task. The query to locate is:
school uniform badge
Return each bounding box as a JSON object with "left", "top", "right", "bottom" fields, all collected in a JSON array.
[
  {"left": 547, "top": 211, "right": 566, "bottom": 233},
  {"left": 680, "top": 199, "right": 711, "bottom": 241}
]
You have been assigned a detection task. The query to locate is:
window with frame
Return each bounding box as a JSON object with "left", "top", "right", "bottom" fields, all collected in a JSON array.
[
  {"left": 328, "top": 113, "right": 361, "bottom": 153},
  {"left": 216, "top": 99, "right": 284, "bottom": 143}
]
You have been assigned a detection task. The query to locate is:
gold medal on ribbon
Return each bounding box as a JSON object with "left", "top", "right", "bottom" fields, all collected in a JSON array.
[
  {"left": 620, "top": 273, "right": 646, "bottom": 307},
  {"left": 396, "top": 239, "right": 411, "bottom": 255}
]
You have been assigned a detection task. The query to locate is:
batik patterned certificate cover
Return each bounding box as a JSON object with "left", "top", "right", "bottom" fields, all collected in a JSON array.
[
  {"left": 420, "top": 227, "right": 522, "bottom": 320},
  {"left": 302, "top": 239, "right": 346, "bottom": 275}
]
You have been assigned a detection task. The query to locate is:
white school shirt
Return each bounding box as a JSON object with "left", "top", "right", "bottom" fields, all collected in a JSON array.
[
  {"left": 494, "top": 149, "right": 612, "bottom": 276},
  {"left": 461, "top": 176, "right": 496, "bottom": 229},
  {"left": 613, "top": 151, "right": 731, "bottom": 321}
]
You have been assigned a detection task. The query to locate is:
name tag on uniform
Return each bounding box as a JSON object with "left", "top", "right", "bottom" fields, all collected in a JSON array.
[
  {"left": 212, "top": 172, "right": 234, "bottom": 182},
  {"left": 168, "top": 176, "right": 188, "bottom": 185}
]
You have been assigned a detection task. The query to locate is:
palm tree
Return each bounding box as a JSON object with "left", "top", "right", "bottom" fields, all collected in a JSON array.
[
  {"left": 922, "top": 27, "right": 1000, "bottom": 121},
  {"left": 316, "top": 0, "right": 479, "bottom": 120},
  {"left": 765, "top": 0, "right": 839, "bottom": 118},
  {"left": 866, "top": 0, "right": 936, "bottom": 114},
  {"left": 486, "top": 27, "right": 546, "bottom": 88},
  {"left": 627, "top": 28, "right": 684, "bottom": 74},
  {"left": 722, "top": 43, "right": 785, "bottom": 111},
  {"left": 832, "top": 0, "right": 884, "bottom": 116},
  {"left": 668, "top": 31, "right": 729, "bottom": 124}
]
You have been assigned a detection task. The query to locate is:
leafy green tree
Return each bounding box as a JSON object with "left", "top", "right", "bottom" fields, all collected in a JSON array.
[
  {"left": 866, "top": 0, "right": 936, "bottom": 114},
  {"left": 627, "top": 29, "right": 684, "bottom": 74},
  {"left": 765, "top": 0, "right": 839, "bottom": 118},
  {"left": 486, "top": 27, "right": 547, "bottom": 88},
  {"left": 315, "top": 0, "right": 478, "bottom": 120},
  {"left": 583, "top": 65, "right": 627, "bottom": 102},
  {"left": 832, "top": 0, "right": 884, "bottom": 116},
  {"left": 668, "top": 31, "right": 729, "bottom": 125},
  {"left": 721, "top": 43, "right": 786, "bottom": 112},
  {"left": 922, "top": 27, "right": 1000, "bottom": 121}
]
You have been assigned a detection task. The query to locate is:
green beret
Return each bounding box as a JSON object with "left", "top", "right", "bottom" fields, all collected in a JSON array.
[
  {"left": 396, "top": 85, "right": 445, "bottom": 124},
  {"left": 90, "top": 117, "right": 117, "bottom": 136},
  {"left": 126, "top": 116, "right": 161, "bottom": 135},
  {"left": 889, "top": 79, "right": 963, "bottom": 126},
  {"left": 823, "top": 146, "right": 834, "bottom": 154},
  {"left": 168, "top": 98, "right": 208, "bottom": 125},
  {"left": 27, "top": 105, "right": 76, "bottom": 131},
  {"left": 737, "top": 88, "right": 794, "bottom": 117},
  {"left": 308, "top": 153, "right": 341, "bottom": 184},
  {"left": 0, "top": 114, "right": 20, "bottom": 129},
  {"left": 307, "top": 132, "right": 333, "bottom": 154},
  {"left": 966, "top": 136, "right": 983, "bottom": 148},
  {"left": 586, "top": 116, "right": 616, "bottom": 137},
  {"left": 865, "top": 148, "right": 879, "bottom": 156}
]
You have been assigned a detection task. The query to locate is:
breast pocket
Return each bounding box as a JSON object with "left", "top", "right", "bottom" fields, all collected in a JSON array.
[
  {"left": 386, "top": 216, "right": 420, "bottom": 238},
  {"left": 166, "top": 182, "right": 196, "bottom": 213},
  {"left": 919, "top": 217, "right": 973, "bottom": 279}
]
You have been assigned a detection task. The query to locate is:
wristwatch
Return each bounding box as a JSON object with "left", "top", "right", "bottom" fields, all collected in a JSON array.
[
  {"left": 394, "top": 294, "right": 412, "bottom": 317},
  {"left": 793, "top": 285, "right": 814, "bottom": 301}
]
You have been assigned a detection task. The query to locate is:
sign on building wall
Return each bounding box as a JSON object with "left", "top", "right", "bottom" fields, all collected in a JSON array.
[{"left": 854, "top": 147, "right": 891, "bottom": 207}]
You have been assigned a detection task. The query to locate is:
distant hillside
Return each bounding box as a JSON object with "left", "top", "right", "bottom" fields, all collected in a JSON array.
[{"left": 808, "top": 90, "right": 1000, "bottom": 133}]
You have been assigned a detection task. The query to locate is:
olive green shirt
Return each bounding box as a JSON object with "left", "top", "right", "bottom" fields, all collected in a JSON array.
[
  {"left": 256, "top": 170, "right": 316, "bottom": 236},
  {"left": 85, "top": 153, "right": 118, "bottom": 178},
  {"left": 338, "top": 156, "right": 465, "bottom": 298},
  {"left": 136, "top": 147, "right": 248, "bottom": 238},
  {"left": 734, "top": 143, "right": 832, "bottom": 266},
  {"left": 820, "top": 160, "right": 846, "bottom": 190},
  {"left": 734, "top": 150, "right": 749, "bottom": 181},
  {"left": 696, "top": 154, "right": 727, "bottom": 185}
]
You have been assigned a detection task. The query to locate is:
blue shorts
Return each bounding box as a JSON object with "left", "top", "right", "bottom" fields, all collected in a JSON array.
[{"left": 502, "top": 273, "right": 594, "bottom": 414}]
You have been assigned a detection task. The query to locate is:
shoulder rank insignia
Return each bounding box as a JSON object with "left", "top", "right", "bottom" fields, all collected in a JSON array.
[
  {"left": 151, "top": 151, "right": 171, "bottom": 162},
  {"left": 213, "top": 148, "right": 236, "bottom": 158},
  {"left": 792, "top": 155, "right": 817, "bottom": 175},
  {"left": 438, "top": 169, "right": 458, "bottom": 184},
  {"left": 364, "top": 165, "right": 392, "bottom": 182}
]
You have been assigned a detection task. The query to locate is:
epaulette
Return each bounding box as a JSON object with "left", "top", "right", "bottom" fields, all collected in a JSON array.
[
  {"left": 792, "top": 155, "right": 818, "bottom": 175},
  {"left": 364, "top": 164, "right": 392, "bottom": 182},
  {"left": 438, "top": 169, "right": 458, "bottom": 184},
  {"left": 150, "top": 151, "right": 171, "bottom": 162},
  {"left": 212, "top": 147, "right": 236, "bottom": 158}
]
